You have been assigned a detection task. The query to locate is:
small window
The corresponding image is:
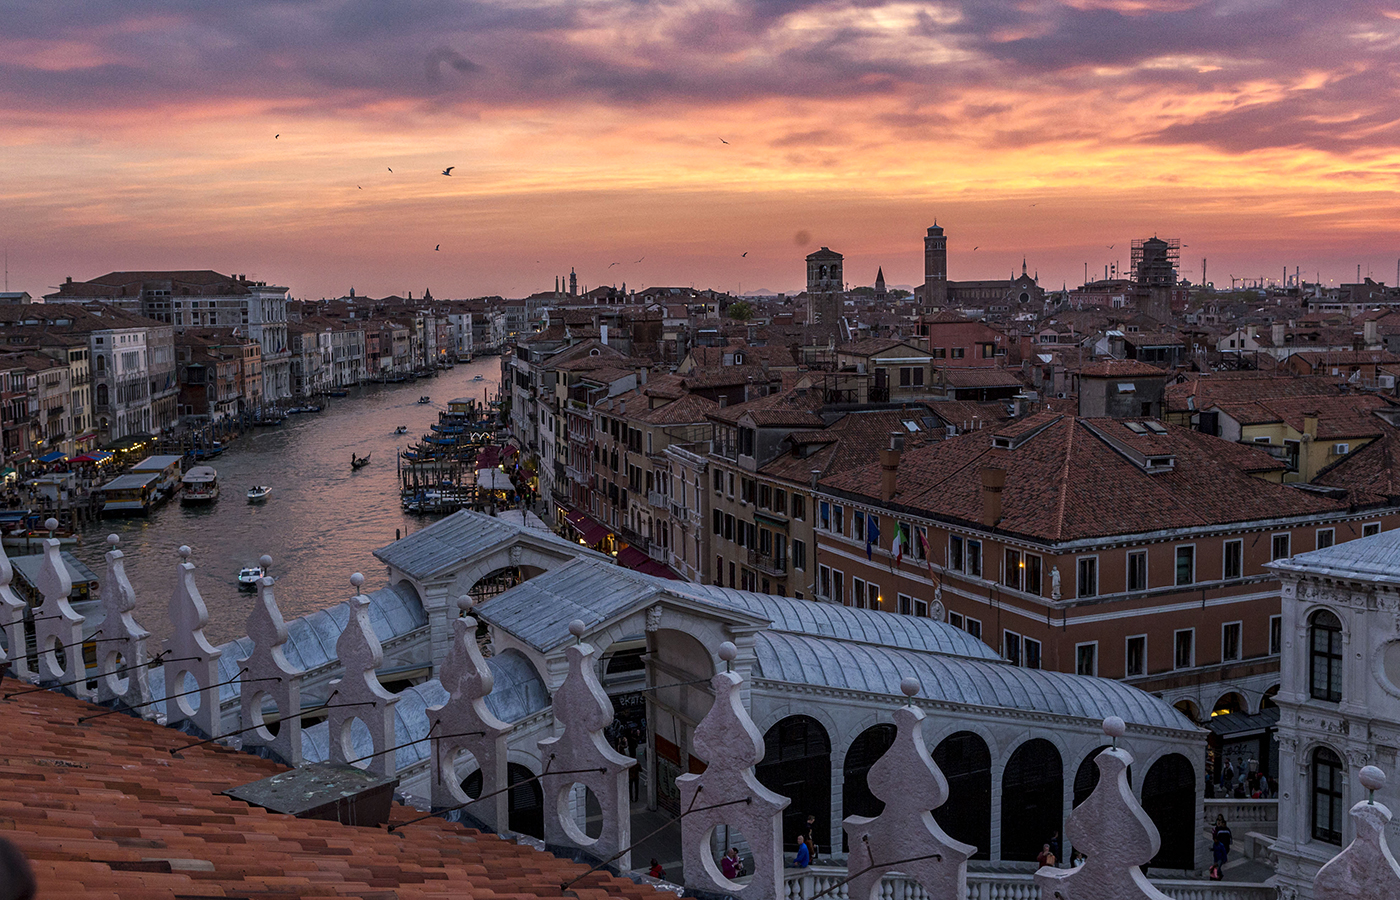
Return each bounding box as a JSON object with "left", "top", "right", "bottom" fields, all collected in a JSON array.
[
  {"left": 1004, "top": 631, "right": 1022, "bottom": 666},
  {"left": 1023, "top": 638, "right": 1041, "bottom": 669},
  {"left": 1126, "top": 550, "right": 1148, "bottom": 592},
  {"left": 949, "top": 535, "right": 965, "bottom": 572},
  {"left": 1004, "top": 548, "right": 1022, "bottom": 590},
  {"left": 792, "top": 539, "right": 806, "bottom": 571},
  {"left": 949, "top": 611, "right": 964, "bottom": 629},
  {"left": 1126, "top": 635, "right": 1146, "bottom": 677},
  {"left": 1253, "top": 436, "right": 1272, "bottom": 444},
  {"left": 853, "top": 577, "right": 867, "bottom": 609},
  {"left": 1272, "top": 533, "right": 1291, "bottom": 561},
  {"left": 898, "top": 592, "right": 913, "bottom": 615},
  {"left": 1024, "top": 553, "right": 1042, "bottom": 597},
  {"left": 1222, "top": 622, "right": 1242, "bottom": 662},
  {"left": 1316, "top": 528, "right": 1334, "bottom": 550},
  {"left": 1363, "top": 522, "right": 1381, "bottom": 537},
  {"left": 965, "top": 617, "right": 982, "bottom": 640},
  {"left": 1175, "top": 545, "right": 1195, "bottom": 586},
  {"left": 966, "top": 539, "right": 982, "bottom": 577},
  {"left": 1223, "top": 539, "right": 1243, "bottom": 580},
  {"left": 1174, "top": 629, "right": 1194, "bottom": 670},
  {"left": 1075, "top": 642, "right": 1098, "bottom": 676},
  {"left": 792, "top": 495, "right": 806, "bottom": 520},
  {"left": 1269, "top": 615, "right": 1282, "bottom": 655},
  {"left": 1077, "top": 556, "right": 1098, "bottom": 598}
]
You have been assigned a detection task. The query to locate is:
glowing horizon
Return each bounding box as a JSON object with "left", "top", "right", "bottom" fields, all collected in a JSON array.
[{"left": 2, "top": 1, "right": 1398, "bottom": 302}]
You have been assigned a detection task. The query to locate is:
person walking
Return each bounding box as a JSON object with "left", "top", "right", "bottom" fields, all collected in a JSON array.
[
  {"left": 649, "top": 858, "right": 665, "bottom": 879},
  {"left": 721, "top": 847, "right": 744, "bottom": 880},
  {"left": 803, "top": 814, "right": 820, "bottom": 863},
  {"left": 1212, "top": 814, "right": 1232, "bottom": 871},
  {"left": 1036, "top": 843, "right": 1057, "bottom": 868}
]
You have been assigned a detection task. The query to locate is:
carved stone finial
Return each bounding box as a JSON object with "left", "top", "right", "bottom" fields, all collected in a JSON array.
[
  {"left": 162, "top": 546, "right": 222, "bottom": 736},
  {"left": 455, "top": 593, "right": 473, "bottom": 615},
  {"left": 44, "top": 517, "right": 58, "bottom": 532},
  {"left": 538, "top": 631, "right": 634, "bottom": 867},
  {"left": 350, "top": 572, "right": 365, "bottom": 588},
  {"left": 1360, "top": 765, "right": 1386, "bottom": 801},
  {"left": 429, "top": 613, "right": 510, "bottom": 825},
  {"left": 0, "top": 541, "right": 33, "bottom": 682},
  {"left": 844, "top": 689, "right": 973, "bottom": 900},
  {"left": 680, "top": 668, "right": 789, "bottom": 900},
  {"left": 96, "top": 531, "right": 151, "bottom": 710},
  {"left": 33, "top": 535, "right": 85, "bottom": 695},
  {"left": 1313, "top": 784, "right": 1400, "bottom": 900},
  {"left": 259, "top": 554, "right": 272, "bottom": 570},
  {"left": 1035, "top": 746, "right": 1171, "bottom": 900},
  {"left": 718, "top": 641, "right": 738, "bottom": 663},
  {"left": 239, "top": 573, "right": 302, "bottom": 767},
  {"left": 327, "top": 588, "right": 399, "bottom": 777},
  {"left": 178, "top": 545, "right": 191, "bottom": 560}
]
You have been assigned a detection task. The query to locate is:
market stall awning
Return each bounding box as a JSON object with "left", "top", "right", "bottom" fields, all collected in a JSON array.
[
  {"left": 615, "top": 546, "right": 681, "bottom": 580},
  {"left": 476, "top": 468, "right": 513, "bottom": 492},
  {"left": 37, "top": 451, "right": 67, "bottom": 464},
  {"left": 568, "top": 514, "right": 610, "bottom": 547}
]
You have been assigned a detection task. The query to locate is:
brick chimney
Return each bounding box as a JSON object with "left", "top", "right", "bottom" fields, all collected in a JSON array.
[
  {"left": 980, "top": 450, "right": 1008, "bottom": 527},
  {"left": 1303, "top": 411, "right": 1319, "bottom": 439},
  {"left": 880, "top": 432, "right": 904, "bottom": 501}
]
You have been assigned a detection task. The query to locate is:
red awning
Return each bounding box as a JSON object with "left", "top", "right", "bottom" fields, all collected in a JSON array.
[
  {"left": 616, "top": 546, "right": 650, "bottom": 570},
  {"left": 580, "top": 522, "right": 610, "bottom": 546},
  {"left": 564, "top": 510, "right": 589, "bottom": 529},
  {"left": 640, "top": 559, "right": 680, "bottom": 579}
]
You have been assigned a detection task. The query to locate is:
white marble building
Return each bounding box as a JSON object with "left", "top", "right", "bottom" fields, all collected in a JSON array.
[{"left": 1268, "top": 532, "right": 1400, "bottom": 899}]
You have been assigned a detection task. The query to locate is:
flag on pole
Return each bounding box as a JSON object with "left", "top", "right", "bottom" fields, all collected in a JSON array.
[
  {"left": 866, "top": 515, "right": 880, "bottom": 560},
  {"left": 891, "top": 529, "right": 904, "bottom": 566},
  {"left": 919, "top": 530, "right": 937, "bottom": 584}
]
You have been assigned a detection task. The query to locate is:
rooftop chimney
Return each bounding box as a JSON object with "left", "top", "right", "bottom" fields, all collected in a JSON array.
[
  {"left": 601, "top": 324, "right": 609, "bottom": 345},
  {"left": 980, "top": 451, "right": 1007, "bottom": 528},
  {"left": 1365, "top": 319, "right": 1379, "bottom": 345},
  {"left": 880, "top": 432, "right": 904, "bottom": 501},
  {"left": 810, "top": 468, "right": 821, "bottom": 489},
  {"left": 1303, "top": 411, "right": 1319, "bottom": 439},
  {"left": 1271, "top": 322, "right": 1285, "bottom": 345}
]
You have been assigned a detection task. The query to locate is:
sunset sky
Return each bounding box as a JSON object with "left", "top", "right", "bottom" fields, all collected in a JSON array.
[{"left": 2, "top": 0, "right": 1398, "bottom": 301}]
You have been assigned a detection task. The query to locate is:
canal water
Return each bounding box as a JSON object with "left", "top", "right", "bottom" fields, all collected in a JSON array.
[{"left": 69, "top": 355, "right": 505, "bottom": 646}]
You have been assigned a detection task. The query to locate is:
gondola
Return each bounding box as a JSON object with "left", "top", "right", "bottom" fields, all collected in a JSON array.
[{"left": 351, "top": 452, "right": 372, "bottom": 470}]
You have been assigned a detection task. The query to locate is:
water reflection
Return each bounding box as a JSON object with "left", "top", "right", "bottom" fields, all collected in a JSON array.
[{"left": 71, "top": 356, "right": 504, "bottom": 645}]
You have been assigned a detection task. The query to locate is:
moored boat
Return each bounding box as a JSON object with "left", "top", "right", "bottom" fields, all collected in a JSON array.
[
  {"left": 351, "top": 452, "right": 371, "bottom": 470},
  {"left": 417, "top": 396, "right": 432, "bottom": 404},
  {"left": 180, "top": 465, "right": 220, "bottom": 504}
]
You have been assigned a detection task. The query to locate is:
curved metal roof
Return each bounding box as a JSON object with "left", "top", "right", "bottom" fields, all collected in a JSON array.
[
  {"left": 372, "top": 508, "right": 597, "bottom": 581},
  {"left": 1269, "top": 528, "right": 1400, "bottom": 585},
  {"left": 300, "top": 650, "right": 549, "bottom": 768},
  {"left": 149, "top": 583, "right": 428, "bottom": 703},
  {"left": 754, "top": 631, "right": 1195, "bottom": 732},
  {"left": 673, "top": 583, "right": 1000, "bottom": 660}
]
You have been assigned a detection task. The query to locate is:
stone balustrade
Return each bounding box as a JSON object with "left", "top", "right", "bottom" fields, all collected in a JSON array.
[
  {"left": 781, "top": 868, "right": 1276, "bottom": 900},
  {"left": 1203, "top": 799, "right": 1278, "bottom": 830}
]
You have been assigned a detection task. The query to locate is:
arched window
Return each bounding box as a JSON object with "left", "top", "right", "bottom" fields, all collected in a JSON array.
[
  {"left": 842, "top": 724, "right": 896, "bottom": 851},
  {"left": 756, "top": 716, "right": 831, "bottom": 852},
  {"left": 96, "top": 384, "right": 108, "bottom": 407},
  {"left": 1001, "top": 738, "right": 1063, "bottom": 862},
  {"left": 1311, "top": 747, "right": 1344, "bottom": 845},
  {"left": 1142, "top": 754, "right": 1196, "bottom": 870},
  {"left": 464, "top": 762, "right": 543, "bottom": 838},
  {"left": 94, "top": 354, "right": 106, "bottom": 373},
  {"left": 1309, "top": 610, "right": 1343, "bottom": 702},
  {"left": 932, "top": 731, "right": 991, "bottom": 860}
]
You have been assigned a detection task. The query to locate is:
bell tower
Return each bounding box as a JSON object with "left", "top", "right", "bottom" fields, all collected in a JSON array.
[{"left": 924, "top": 223, "right": 947, "bottom": 307}]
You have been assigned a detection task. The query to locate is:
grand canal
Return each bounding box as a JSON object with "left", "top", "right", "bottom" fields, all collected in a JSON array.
[{"left": 69, "top": 355, "right": 505, "bottom": 645}]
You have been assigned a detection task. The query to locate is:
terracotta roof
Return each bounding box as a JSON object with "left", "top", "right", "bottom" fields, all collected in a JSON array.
[
  {"left": 0, "top": 685, "right": 669, "bottom": 900},
  {"left": 1075, "top": 360, "right": 1168, "bottom": 378},
  {"left": 1287, "top": 349, "right": 1400, "bottom": 367},
  {"left": 762, "top": 409, "right": 941, "bottom": 483},
  {"left": 1316, "top": 415, "right": 1400, "bottom": 502},
  {"left": 821, "top": 416, "right": 1340, "bottom": 542},
  {"left": 1164, "top": 372, "right": 1340, "bottom": 413},
  {"left": 937, "top": 367, "right": 1025, "bottom": 388}
]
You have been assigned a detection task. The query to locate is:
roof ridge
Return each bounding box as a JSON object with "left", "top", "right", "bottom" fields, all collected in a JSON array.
[{"left": 1052, "top": 416, "right": 1077, "bottom": 541}]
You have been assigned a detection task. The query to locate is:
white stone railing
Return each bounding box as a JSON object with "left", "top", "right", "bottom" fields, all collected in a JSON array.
[
  {"left": 1204, "top": 798, "right": 1278, "bottom": 830},
  {"left": 782, "top": 867, "right": 1275, "bottom": 900}
]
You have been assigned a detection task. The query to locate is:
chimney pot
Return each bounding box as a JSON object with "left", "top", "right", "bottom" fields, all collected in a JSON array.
[{"left": 980, "top": 459, "right": 1007, "bottom": 528}]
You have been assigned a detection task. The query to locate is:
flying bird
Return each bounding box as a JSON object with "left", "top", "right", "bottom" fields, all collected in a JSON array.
[
  {"left": 275, "top": 134, "right": 279, "bottom": 139},
  {"left": 741, "top": 252, "right": 747, "bottom": 257},
  {"left": 635, "top": 256, "right": 645, "bottom": 263},
  {"left": 435, "top": 244, "right": 440, "bottom": 251},
  {"left": 1028, "top": 203, "right": 1037, "bottom": 207},
  {"left": 1107, "top": 244, "right": 1115, "bottom": 249},
  {"left": 719, "top": 137, "right": 729, "bottom": 144},
  {"left": 608, "top": 262, "right": 619, "bottom": 268},
  {"left": 358, "top": 185, "right": 362, "bottom": 189},
  {"left": 973, "top": 246, "right": 979, "bottom": 250},
  {"left": 388, "top": 167, "right": 393, "bottom": 172},
  {"left": 441, "top": 167, "right": 454, "bottom": 176}
]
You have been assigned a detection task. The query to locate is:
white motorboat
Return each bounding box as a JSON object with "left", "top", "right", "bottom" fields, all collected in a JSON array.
[
  {"left": 237, "top": 565, "right": 264, "bottom": 590},
  {"left": 247, "top": 485, "right": 272, "bottom": 502},
  {"left": 395, "top": 425, "right": 409, "bottom": 434}
]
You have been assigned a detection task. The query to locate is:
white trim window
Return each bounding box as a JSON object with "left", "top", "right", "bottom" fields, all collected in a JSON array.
[
  {"left": 1126, "top": 635, "right": 1146, "bottom": 677},
  {"left": 1174, "top": 628, "right": 1195, "bottom": 670},
  {"left": 1175, "top": 545, "right": 1195, "bottom": 586},
  {"left": 1075, "top": 642, "right": 1098, "bottom": 676},
  {"left": 1076, "top": 556, "right": 1098, "bottom": 598},
  {"left": 1222, "top": 621, "right": 1242, "bottom": 662}
]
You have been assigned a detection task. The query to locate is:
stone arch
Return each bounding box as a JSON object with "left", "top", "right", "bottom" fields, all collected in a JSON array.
[
  {"left": 1142, "top": 753, "right": 1196, "bottom": 870},
  {"left": 1307, "top": 608, "right": 1344, "bottom": 703},
  {"left": 1212, "top": 691, "right": 1246, "bottom": 716},
  {"left": 1173, "top": 698, "right": 1202, "bottom": 722},
  {"left": 932, "top": 730, "right": 992, "bottom": 860},
  {"left": 1000, "top": 737, "right": 1063, "bottom": 862},
  {"left": 1260, "top": 683, "right": 1280, "bottom": 711},
  {"left": 756, "top": 714, "right": 831, "bottom": 853}
]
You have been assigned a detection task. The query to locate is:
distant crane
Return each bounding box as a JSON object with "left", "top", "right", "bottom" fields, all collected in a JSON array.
[{"left": 1230, "top": 275, "right": 1239, "bottom": 290}]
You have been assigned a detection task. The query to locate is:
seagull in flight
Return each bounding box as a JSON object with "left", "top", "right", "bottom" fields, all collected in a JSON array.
[
  {"left": 358, "top": 185, "right": 362, "bottom": 189},
  {"left": 441, "top": 167, "right": 454, "bottom": 176},
  {"left": 741, "top": 252, "right": 747, "bottom": 257},
  {"left": 608, "top": 262, "right": 619, "bottom": 268},
  {"left": 973, "top": 246, "right": 979, "bottom": 251},
  {"left": 635, "top": 256, "right": 645, "bottom": 263},
  {"left": 275, "top": 134, "right": 279, "bottom": 139},
  {"left": 388, "top": 167, "right": 393, "bottom": 172},
  {"left": 719, "top": 137, "right": 729, "bottom": 144},
  {"left": 435, "top": 244, "right": 440, "bottom": 251},
  {"left": 1107, "top": 244, "right": 1115, "bottom": 249}
]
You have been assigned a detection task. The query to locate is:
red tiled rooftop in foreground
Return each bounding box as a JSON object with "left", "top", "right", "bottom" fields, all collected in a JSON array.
[{"left": 0, "top": 682, "right": 666, "bottom": 900}]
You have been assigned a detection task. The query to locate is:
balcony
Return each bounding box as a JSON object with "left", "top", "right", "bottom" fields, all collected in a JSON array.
[
  {"left": 564, "top": 464, "right": 589, "bottom": 486},
  {"left": 669, "top": 501, "right": 687, "bottom": 521},
  {"left": 747, "top": 549, "right": 787, "bottom": 577},
  {"left": 648, "top": 491, "right": 668, "bottom": 510}
]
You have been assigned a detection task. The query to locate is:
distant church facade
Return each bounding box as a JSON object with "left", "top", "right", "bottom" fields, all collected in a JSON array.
[{"left": 915, "top": 223, "right": 1045, "bottom": 310}]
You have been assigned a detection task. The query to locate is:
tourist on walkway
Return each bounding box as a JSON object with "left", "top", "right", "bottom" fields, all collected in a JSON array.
[
  {"left": 1212, "top": 814, "right": 1232, "bottom": 868},
  {"left": 792, "top": 835, "right": 810, "bottom": 868},
  {"left": 803, "top": 814, "right": 820, "bottom": 863},
  {"left": 721, "top": 847, "right": 744, "bottom": 880},
  {"left": 649, "top": 858, "right": 665, "bottom": 879},
  {"left": 1036, "top": 843, "right": 1057, "bottom": 868}
]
